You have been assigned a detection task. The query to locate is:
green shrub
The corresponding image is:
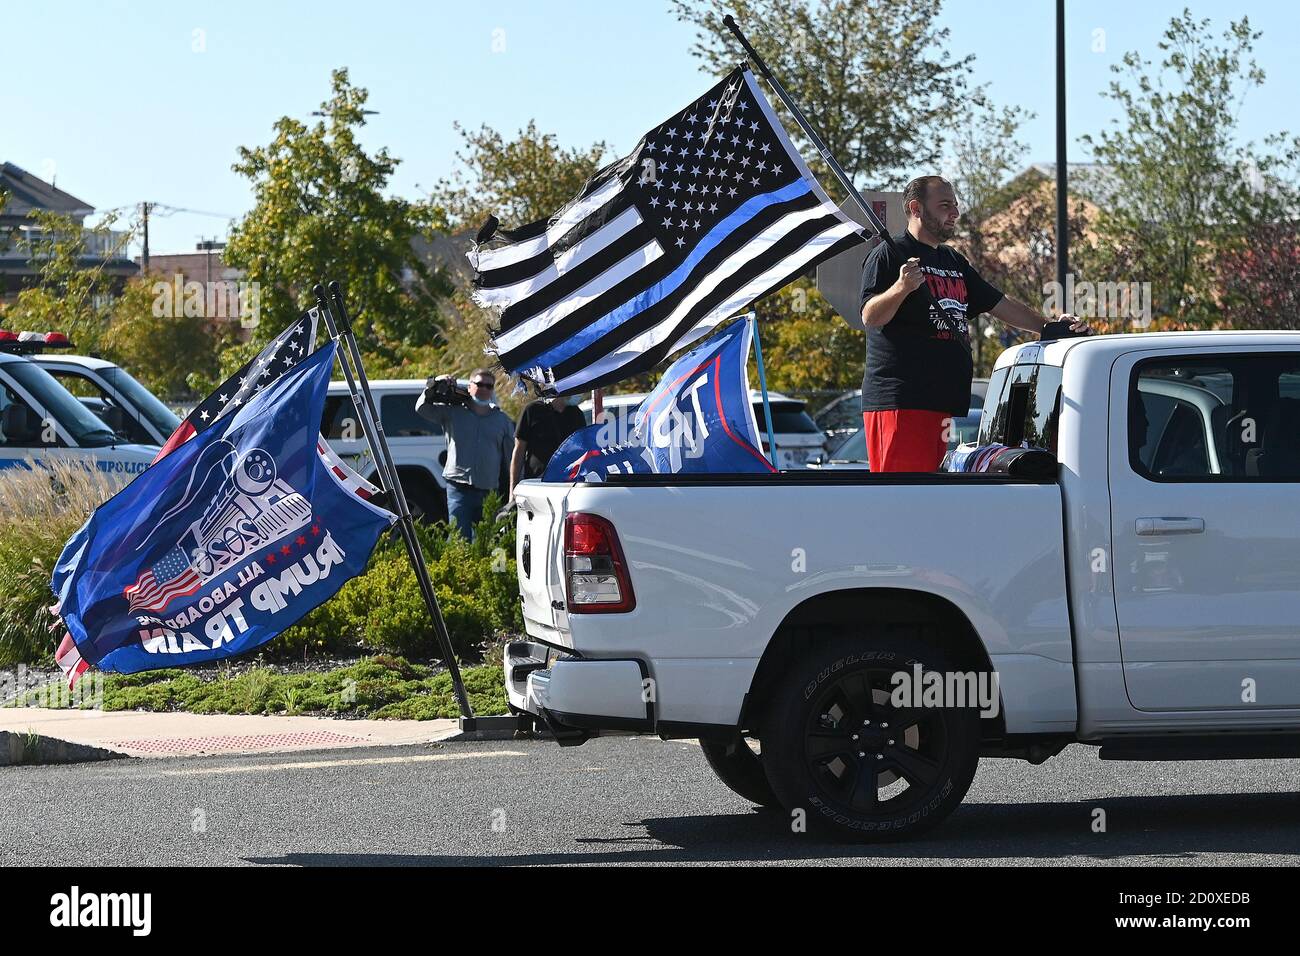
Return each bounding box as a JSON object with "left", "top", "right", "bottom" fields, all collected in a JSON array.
[
  {"left": 0, "top": 463, "right": 116, "bottom": 667},
  {"left": 1, "top": 464, "right": 524, "bottom": 668},
  {"left": 91, "top": 656, "right": 506, "bottom": 720},
  {"left": 272, "top": 492, "right": 521, "bottom": 662}
]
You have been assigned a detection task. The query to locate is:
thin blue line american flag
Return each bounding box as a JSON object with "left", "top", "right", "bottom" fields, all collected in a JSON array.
[{"left": 471, "top": 66, "right": 865, "bottom": 395}]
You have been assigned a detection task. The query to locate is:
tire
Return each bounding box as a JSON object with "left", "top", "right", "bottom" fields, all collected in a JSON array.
[
  {"left": 699, "top": 737, "right": 779, "bottom": 808},
  {"left": 403, "top": 477, "right": 448, "bottom": 524},
  {"left": 760, "top": 631, "right": 981, "bottom": 842}
]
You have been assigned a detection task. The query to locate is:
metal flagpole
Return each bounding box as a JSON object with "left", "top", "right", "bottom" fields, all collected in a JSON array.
[
  {"left": 723, "top": 15, "right": 892, "bottom": 247},
  {"left": 746, "top": 312, "right": 778, "bottom": 467},
  {"left": 722, "top": 14, "right": 948, "bottom": 316},
  {"left": 312, "top": 283, "right": 475, "bottom": 725}
]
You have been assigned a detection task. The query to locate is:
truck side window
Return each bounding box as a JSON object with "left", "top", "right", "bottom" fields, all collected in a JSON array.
[
  {"left": 321, "top": 395, "right": 360, "bottom": 439},
  {"left": 977, "top": 368, "right": 1011, "bottom": 446},
  {"left": 381, "top": 394, "right": 444, "bottom": 437},
  {"left": 1131, "top": 355, "right": 1300, "bottom": 481},
  {"left": 1025, "top": 367, "right": 1064, "bottom": 454}
]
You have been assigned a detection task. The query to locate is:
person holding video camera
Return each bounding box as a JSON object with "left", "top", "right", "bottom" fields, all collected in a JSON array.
[{"left": 415, "top": 369, "right": 514, "bottom": 541}]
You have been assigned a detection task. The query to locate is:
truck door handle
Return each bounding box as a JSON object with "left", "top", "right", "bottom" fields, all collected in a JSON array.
[{"left": 1135, "top": 517, "right": 1205, "bottom": 536}]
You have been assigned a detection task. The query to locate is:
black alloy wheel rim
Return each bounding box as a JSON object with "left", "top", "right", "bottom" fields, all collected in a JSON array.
[{"left": 804, "top": 666, "right": 950, "bottom": 815}]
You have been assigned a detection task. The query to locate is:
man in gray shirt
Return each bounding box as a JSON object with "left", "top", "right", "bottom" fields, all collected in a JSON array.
[{"left": 415, "top": 368, "right": 514, "bottom": 541}]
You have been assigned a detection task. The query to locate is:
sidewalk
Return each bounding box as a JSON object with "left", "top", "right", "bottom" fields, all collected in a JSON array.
[{"left": 0, "top": 707, "right": 461, "bottom": 759}]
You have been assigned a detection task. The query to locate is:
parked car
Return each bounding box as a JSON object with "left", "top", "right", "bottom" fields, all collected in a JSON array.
[
  {"left": 581, "top": 389, "right": 827, "bottom": 469},
  {"left": 814, "top": 378, "right": 989, "bottom": 446},
  {"left": 0, "top": 332, "right": 158, "bottom": 482},
  {"left": 507, "top": 331, "right": 1300, "bottom": 841},
  {"left": 810, "top": 407, "right": 983, "bottom": 469}
]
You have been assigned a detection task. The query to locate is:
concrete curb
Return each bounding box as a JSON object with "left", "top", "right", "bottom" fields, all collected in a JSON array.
[
  {"left": 0, "top": 730, "right": 127, "bottom": 766},
  {"left": 0, "top": 708, "right": 465, "bottom": 759}
]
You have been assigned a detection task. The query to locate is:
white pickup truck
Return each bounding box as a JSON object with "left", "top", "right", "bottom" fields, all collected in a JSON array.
[{"left": 507, "top": 331, "right": 1300, "bottom": 841}]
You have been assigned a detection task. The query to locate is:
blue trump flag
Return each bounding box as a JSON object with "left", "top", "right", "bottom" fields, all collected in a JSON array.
[
  {"left": 544, "top": 319, "right": 776, "bottom": 481},
  {"left": 50, "top": 342, "right": 396, "bottom": 678}
]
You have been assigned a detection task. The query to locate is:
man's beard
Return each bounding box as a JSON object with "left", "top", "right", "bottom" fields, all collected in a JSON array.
[{"left": 921, "top": 208, "right": 956, "bottom": 242}]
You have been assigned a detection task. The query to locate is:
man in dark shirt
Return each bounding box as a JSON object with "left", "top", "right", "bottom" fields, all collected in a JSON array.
[
  {"left": 509, "top": 394, "right": 587, "bottom": 497},
  {"left": 860, "top": 175, "right": 1089, "bottom": 472}
]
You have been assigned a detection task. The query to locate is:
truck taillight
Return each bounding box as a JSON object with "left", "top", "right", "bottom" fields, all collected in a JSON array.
[{"left": 564, "top": 512, "right": 635, "bottom": 613}]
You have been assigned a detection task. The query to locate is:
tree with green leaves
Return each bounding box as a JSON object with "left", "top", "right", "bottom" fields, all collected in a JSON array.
[
  {"left": 0, "top": 210, "right": 130, "bottom": 353},
  {"left": 431, "top": 122, "right": 611, "bottom": 412},
  {"left": 435, "top": 121, "right": 608, "bottom": 232},
  {"left": 222, "top": 68, "right": 451, "bottom": 381},
  {"left": 1080, "top": 11, "right": 1300, "bottom": 327},
  {"left": 669, "top": 0, "right": 975, "bottom": 190},
  {"left": 99, "top": 277, "right": 230, "bottom": 400}
]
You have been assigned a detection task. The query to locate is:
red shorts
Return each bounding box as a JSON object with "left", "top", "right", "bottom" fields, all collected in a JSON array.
[{"left": 863, "top": 409, "right": 950, "bottom": 473}]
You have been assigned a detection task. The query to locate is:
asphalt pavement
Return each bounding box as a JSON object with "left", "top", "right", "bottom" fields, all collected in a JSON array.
[{"left": 5, "top": 735, "right": 1300, "bottom": 866}]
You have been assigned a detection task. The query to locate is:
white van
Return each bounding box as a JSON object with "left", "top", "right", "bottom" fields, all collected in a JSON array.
[
  {"left": 0, "top": 335, "right": 158, "bottom": 481},
  {"left": 579, "top": 389, "right": 828, "bottom": 469}
]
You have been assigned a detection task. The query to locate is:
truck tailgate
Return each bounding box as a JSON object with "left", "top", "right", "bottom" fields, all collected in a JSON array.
[{"left": 513, "top": 481, "right": 569, "bottom": 640}]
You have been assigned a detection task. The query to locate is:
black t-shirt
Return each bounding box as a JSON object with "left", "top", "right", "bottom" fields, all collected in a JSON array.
[
  {"left": 860, "top": 232, "right": 1004, "bottom": 416},
  {"left": 515, "top": 399, "right": 587, "bottom": 477}
]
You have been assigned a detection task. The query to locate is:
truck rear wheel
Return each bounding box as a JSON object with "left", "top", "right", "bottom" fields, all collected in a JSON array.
[
  {"left": 760, "top": 632, "right": 981, "bottom": 842},
  {"left": 699, "top": 737, "right": 779, "bottom": 808}
]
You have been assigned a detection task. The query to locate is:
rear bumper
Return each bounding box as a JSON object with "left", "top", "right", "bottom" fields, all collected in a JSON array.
[{"left": 504, "top": 641, "right": 653, "bottom": 738}]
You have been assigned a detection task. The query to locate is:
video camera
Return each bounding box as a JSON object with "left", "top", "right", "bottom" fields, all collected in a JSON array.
[{"left": 423, "top": 376, "right": 471, "bottom": 408}]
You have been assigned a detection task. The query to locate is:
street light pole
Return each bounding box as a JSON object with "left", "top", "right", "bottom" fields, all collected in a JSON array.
[{"left": 1055, "top": 0, "right": 1069, "bottom": 291}]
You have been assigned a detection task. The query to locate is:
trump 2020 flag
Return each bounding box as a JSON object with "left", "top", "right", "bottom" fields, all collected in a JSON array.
[
  {"left": 473, "top": 66, "right": 864, "bottom": 395},
  {"left": 544, "top": 319, "right": 775, "bottom": 481},
  {"left": 152, "top": 308, "right": 378, "bottom": 498},
  {"left": 50, "top": 342, "right": 395, "bottom": 682}
]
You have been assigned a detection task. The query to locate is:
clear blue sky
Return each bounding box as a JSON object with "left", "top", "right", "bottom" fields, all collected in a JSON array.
[{"left": 6, "top": 0, "right": 1297, "bottom": 255}]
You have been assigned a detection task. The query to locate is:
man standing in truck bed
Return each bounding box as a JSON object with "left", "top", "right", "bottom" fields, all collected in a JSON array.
[{"left": 860, "top": 175, "right": 1088, "bottom": 472}]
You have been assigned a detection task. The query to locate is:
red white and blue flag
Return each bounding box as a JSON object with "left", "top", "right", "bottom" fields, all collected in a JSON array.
[
  {"left": 123, "top": 546, "right": 202, "bottom": 613},
  {"left": 51, "top": 343, "right": 396, "bottom": 684},
  {"left": 544, "top": 319, "right": 775, "bottom": 480}
]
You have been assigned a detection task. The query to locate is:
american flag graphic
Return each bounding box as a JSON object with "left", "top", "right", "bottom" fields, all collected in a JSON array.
[
  {"left": 123, "top": 547, "right": 202, "bottom": 613},
  {"left": 473, "top": 66, "right": 864, "bottom": 395}
]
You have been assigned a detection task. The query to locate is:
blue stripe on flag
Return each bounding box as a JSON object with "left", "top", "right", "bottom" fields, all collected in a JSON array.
[{"left": 526, "top": 179, "right": 812, "bottom": 371}]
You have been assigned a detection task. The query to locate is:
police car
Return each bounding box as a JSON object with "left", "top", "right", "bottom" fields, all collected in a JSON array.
[
  {"left": 0, "top": 331, "right": 159, "bottom": 481},
  {"left": 28, "top": 341, "right": 183, "bottom": 447}
]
